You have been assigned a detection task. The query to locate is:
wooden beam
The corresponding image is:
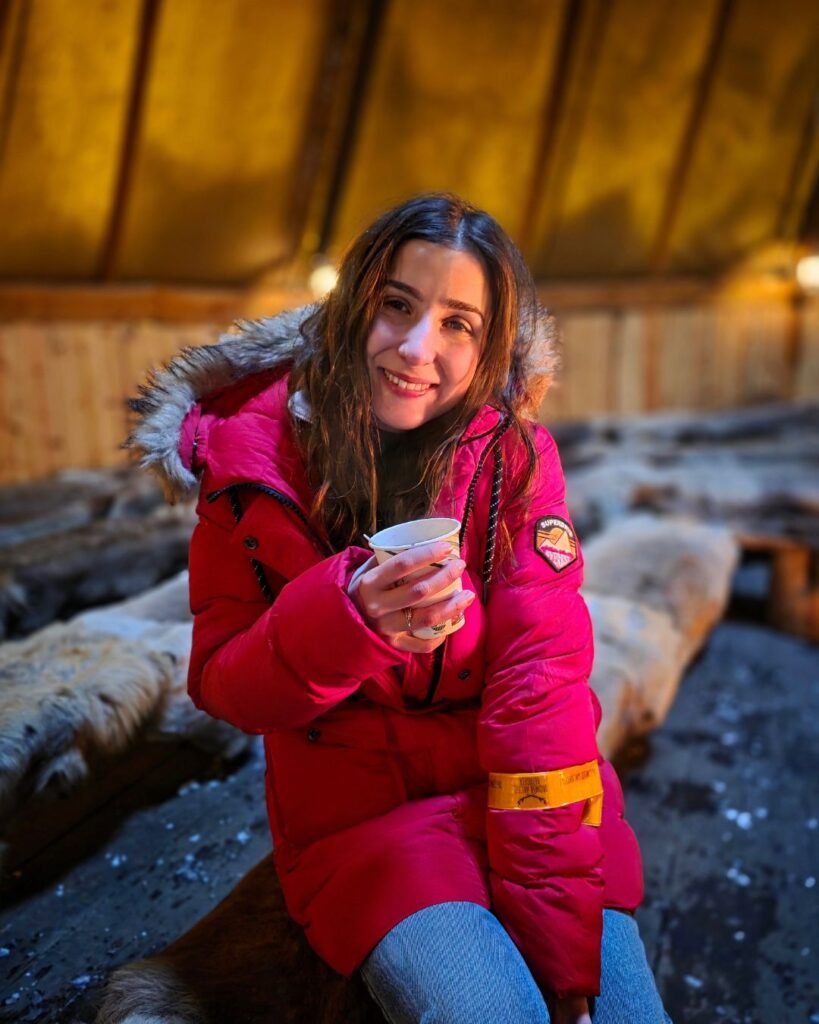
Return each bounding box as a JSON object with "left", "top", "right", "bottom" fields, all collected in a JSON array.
[
  {"left": 0, "top": 275, "right": 800, "bottom": 323},
  {"left": 525, "top": 0, "right": 614, "bottom": 273},
  {"left": 532, "top": 3, "right": 719, "bottom": 278},
  {"left": 0, "top": 284, "right": 307, "bottom": 323},
  {"left": 650, "top": 0, "right": 734, "bottom": 272},
  {"left": 518, "top": 0, "right": 579, "bottom": 259},
  {"left": 0, "top": 0, "right": 30, "bottom": 166},
  {"left": 800, "top": 172, "right": 819, "bottom": 246},
  {"left": 96, "top": 0, "right": 162, "bottom": 281},
  {"left": 777, "top": 66, "right": 819, "bottom": 242},
  {"left": 276, "top": 3, "right": 366, "bottom": 271},
  {"left": 315, "top": 0, "right": 389, "bottom": 254},
  {"left": 331, "top": 1, "right": 566, "bottom": 256}
]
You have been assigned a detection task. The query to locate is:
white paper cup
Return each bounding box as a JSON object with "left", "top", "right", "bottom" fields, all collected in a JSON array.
[{"left": 367, "top": 517, "right": 464, "bottom": 640}]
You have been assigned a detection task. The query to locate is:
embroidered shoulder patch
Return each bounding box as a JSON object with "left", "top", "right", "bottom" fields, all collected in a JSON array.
[{"left": 534, "top": 515, "right": 577, "bottom": 572}]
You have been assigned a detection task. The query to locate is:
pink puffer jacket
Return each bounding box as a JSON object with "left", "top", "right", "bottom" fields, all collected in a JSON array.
[{"left": 169, "top": 364, "right": 642, "bottom": 998}]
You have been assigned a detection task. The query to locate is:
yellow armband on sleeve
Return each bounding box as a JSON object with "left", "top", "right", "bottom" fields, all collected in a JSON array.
[{"left": 488, "top": 759, "right": 603, "bottom": 826}]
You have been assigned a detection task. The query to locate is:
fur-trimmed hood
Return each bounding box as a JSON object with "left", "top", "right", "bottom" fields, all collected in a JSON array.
[
  {"left": 126, "top": 302, "right": 559, "bottom": 501},
  {"left": 126, "top": 305, "right": 317, "bottom": 500}
]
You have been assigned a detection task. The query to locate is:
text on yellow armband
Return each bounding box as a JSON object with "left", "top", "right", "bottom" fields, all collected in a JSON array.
[{"left": 488, "top": 760, "right": 603, "bottom": 825}]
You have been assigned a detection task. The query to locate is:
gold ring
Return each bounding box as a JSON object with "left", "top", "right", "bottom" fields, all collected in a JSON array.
[{"left": 404, "top": 607, "right": 414, "bottom": 634}]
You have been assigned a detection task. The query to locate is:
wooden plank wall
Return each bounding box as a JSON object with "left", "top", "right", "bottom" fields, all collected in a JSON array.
[
  {"left": 0, "top": 320, "right": 211, "bottom": 484},
  {"left": 1, "top": 295, "right": 816, "bottom": 486}
]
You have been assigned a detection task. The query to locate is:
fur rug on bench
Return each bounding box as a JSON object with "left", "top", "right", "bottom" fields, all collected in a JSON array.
[{"left": 0, "top": 573, "right": 249, "bottom": 832}]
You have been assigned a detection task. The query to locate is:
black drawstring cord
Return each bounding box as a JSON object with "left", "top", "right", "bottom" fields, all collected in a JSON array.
[
  {"left": 459, "top": 418, "right": 511, "bottom": 547},
  {"left": 458, "top": 415, "right": 512, "bottom": 603},
  {"left": 482, "top": 442, "right": 503, "bottom": 604}
]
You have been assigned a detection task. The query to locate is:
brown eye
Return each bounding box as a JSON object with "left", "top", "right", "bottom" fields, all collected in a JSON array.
[{"left": 444, "top": 318, "right": 473, "bottom": 335}]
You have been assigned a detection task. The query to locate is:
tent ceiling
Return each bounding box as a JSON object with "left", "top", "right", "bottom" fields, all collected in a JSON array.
[{"left": 0, "top": 0, "right": 817, "bottom": 285}]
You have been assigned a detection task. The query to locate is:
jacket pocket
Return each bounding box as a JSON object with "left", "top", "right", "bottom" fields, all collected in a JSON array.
[{"left": 266, "top": 711, "right": 406, "bottom": 847}]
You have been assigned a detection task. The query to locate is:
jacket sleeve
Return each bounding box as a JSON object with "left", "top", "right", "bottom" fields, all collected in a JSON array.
[
  {"left": 479, "top": 426, "right": 604, "bottom": 998},
  {"left": 187, "top": 512, "right": 404, "bottom": 733}
]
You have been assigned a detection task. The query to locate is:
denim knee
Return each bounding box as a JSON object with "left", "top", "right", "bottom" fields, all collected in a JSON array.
[
  {"left": 362, "top": 902, "right": 672, "bottom": 1024},
  {"left": 594, "top": 910, "right": 673, "bottom": 1024},
  {"left": 361, "top": 901, "right": 550, "bottom": 1024}
]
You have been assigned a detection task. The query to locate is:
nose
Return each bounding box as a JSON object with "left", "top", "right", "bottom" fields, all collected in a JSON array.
[{"left": 398, "top": 313, "right": 437, "bottom": 364}]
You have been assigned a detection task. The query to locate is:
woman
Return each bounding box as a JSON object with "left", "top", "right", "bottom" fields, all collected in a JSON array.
[{"left": 129, "top": 193, "right": 671, "bottom": 1023}]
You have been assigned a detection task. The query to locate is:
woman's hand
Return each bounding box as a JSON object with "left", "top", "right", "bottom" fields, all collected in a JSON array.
[
  {"left": 351, "top": 540, "right": 475, "bottom": 653},
  {"left": 550, "top": 996, "right": 592, "bottom": 1024}
]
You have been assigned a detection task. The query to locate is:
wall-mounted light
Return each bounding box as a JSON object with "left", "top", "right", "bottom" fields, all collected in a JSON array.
[
  {"left": 796, "top": 254, "right": 819, "bottom": 294},
  {"left": 308, "top": 256, "right": 338, "bottom": 298}
]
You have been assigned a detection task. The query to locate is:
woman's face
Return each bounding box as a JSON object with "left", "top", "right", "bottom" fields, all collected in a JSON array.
[{"left": 366, "top": 240, "right": 489, "bottom": 432}]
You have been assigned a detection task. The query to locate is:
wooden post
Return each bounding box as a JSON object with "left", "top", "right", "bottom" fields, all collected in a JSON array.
[
  {"left": 768, "top": 544, "right": 819, "bottom": 642},
  {"left": 740, "top": 533, "right": 819, "bottom": 643}
]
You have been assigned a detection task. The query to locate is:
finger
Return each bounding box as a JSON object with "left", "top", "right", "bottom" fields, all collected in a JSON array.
[
  {"left": 356, "top": 551, "right": 456, "bottom": 626},
  {"left": 408, "top": 589, "right": 475, "bottom": 634},
  {"left": 389, "top": 632, "right": 447, "bottom": 654},
  {"left": 375, "top": 588, "right": 474, "bottom": 638},
  {"left": 371, "top": 541, "right": 456, "bottom": 589},
  {"left": 378, "top": 557, "right": 467, "bottom": 614}
]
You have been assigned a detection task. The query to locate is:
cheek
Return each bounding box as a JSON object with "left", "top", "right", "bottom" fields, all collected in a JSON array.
[
  {"left": 366, "top": 321, "right": 395, "bottom": 362},
  {"left": 447, "top": 349, "right": 479, "bottom": 392}
]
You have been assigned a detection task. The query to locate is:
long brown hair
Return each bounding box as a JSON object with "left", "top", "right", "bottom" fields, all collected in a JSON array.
[{"left": 289, "top": 193, "right": 555, "bottom": 552}]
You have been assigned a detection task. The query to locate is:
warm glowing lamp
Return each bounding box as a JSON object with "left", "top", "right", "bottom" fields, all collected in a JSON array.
[
  {"left": 308, "top": 258, "right": 338, "bottom": 298},
  {"left": 796, "top": 255, "right": 819, "bottom": 293}
]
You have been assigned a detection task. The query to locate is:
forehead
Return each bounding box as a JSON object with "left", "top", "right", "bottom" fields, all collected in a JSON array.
[{"left": 389, "top": 241, "right": 489, "bottom": 312}]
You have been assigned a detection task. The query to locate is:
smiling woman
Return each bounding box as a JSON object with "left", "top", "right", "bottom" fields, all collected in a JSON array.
[
  {"left": 290, "top": 193, "right": 547, "bottom": 550},
  {"left": 128, "top": 193, "right": 671, "bottom": 1024}
]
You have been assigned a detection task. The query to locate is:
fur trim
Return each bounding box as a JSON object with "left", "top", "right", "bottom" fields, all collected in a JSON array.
[
  {"left": 0, "top": 622, "right": 173, "bottom": 821},
  {"left": 520, "top": 303, "right": 561, "bottom": 417},
  {"left": 124, "top": 300, "right": 560, "bottom": 500},
  {"left": 95, "top": 961, "right": 205, "bottom": 1024},
  {"left": 124, "top": 305, "right": 317, "bottom": 501},
  {"left": 0, "top": 574, "right": 250, "bottom": 826}
]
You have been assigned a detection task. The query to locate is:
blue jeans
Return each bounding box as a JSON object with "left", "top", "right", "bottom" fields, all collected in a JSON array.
[{"left": 361, "top": 902, "right": 673, "bottom": 1024}]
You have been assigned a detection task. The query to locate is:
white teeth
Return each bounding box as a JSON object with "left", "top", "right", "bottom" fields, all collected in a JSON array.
[{"left": 383, "top": 369, "right": 432, "bottom": 392}]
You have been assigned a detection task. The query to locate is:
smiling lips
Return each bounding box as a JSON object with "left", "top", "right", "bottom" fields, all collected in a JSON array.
[{"left": 381, "top": 367, "right": 438, "bottom": 395}]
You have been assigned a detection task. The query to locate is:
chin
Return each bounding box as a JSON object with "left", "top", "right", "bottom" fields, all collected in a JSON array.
[
  {"left": 373, "top": 397, "right": 439, "bottom": 432},
  {"left": 374, "top": 408, "right": 427, "bottom": 432}
]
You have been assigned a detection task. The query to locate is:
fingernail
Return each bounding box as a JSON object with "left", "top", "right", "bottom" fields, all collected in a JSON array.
[{"left": 461, "top": 590, "right": 475, "bottom": 604}]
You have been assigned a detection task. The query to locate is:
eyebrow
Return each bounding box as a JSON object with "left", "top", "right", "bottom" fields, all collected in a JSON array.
[{"left": 385, "top": 279, "right": 485, "bottom": 324}]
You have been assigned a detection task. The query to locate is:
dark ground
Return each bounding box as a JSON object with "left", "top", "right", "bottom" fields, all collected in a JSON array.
[
  {"left": 623, "top": 622, "right": 818, "bottom": 1023},
  {"left": 0, "top": 620, "right": 817, "bottom": 1024}
]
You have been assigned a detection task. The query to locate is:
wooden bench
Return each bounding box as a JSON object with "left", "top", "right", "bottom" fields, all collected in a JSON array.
[{"left": 737, "top": 532, "right": 819, "bottom": 642}]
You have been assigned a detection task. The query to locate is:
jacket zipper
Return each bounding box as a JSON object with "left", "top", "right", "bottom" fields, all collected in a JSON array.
[
  {"left": 419, "top": 641, "right": 447, "bottom": 707},
  {"left": 206, "top": 482, "right": 331, "bottom": 556}
]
